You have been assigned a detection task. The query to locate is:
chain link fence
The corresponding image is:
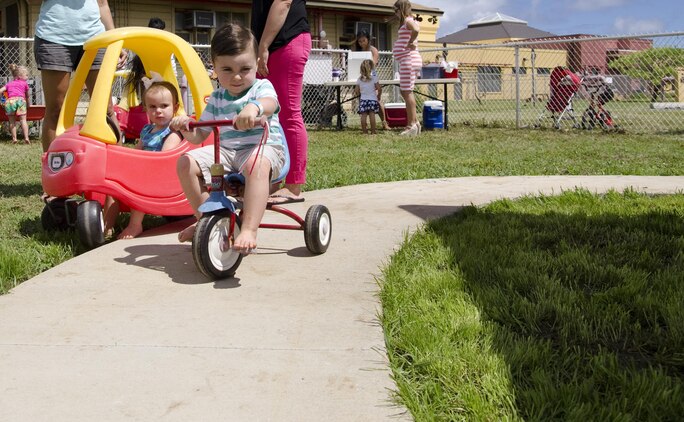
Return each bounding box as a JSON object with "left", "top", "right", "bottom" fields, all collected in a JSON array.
[
  {"left": 2, "top": 32, "right": 682, "bottom": 135},
  {"left": 419, "top": 31, "right": 684, "bottom": 134}
]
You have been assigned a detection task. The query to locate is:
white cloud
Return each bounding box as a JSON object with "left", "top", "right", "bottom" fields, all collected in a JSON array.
[
  {"left": 571, "top": 0, "right": 626, "bottom": 11},
  {"left": 613, "top": 17, "right": 664, "bottom": 33},
  {"left": 432, "top": 0, "right": 508, "bottom": 37}
]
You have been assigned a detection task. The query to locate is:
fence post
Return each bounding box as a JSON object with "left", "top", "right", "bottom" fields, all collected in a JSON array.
[
  {"left": 515, "top": 46, "right": 520, "bottom": 128},
  {"left": 531, "top": 48, "right": 536, "bottom": 105}
]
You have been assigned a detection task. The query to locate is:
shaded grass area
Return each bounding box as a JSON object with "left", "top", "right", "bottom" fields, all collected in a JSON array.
[{"left": 380, "top": 190, "right": 684, "bottom": 420}]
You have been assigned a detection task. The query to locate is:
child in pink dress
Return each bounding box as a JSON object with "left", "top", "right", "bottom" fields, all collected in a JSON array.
[{"left": 0, "top": 64, "right": 31, "bottom": 144}]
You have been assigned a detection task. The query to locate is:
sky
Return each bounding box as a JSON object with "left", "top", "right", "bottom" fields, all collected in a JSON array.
[{"left": 429, "top": 0, "right": 681, "bottom": 38}]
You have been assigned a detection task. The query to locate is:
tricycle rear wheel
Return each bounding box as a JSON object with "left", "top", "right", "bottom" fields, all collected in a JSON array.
[
  {"left": 192, "top": 212, "right": 243, "bottom": 279},
  {"left": 304, "top": 205, "right": 332, "bottom": 254}
]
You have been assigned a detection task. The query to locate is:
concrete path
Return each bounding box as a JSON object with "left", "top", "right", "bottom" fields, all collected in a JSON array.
[{"left": 1, "top": 176, "right": 682, "bottom": 421}]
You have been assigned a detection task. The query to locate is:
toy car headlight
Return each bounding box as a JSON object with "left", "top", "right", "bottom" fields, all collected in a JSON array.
[{"left": 48, "top": 152, "right": 75, "bottom": 172}]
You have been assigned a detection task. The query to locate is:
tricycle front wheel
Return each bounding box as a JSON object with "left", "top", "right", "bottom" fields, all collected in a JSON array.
[{"left": 192, "top": 212, "right": 243, "bottom": 279}]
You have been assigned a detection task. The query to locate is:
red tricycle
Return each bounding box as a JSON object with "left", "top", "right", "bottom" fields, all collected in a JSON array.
[{"left": 187, "top": 119, "right": 332, "bottom": 279}]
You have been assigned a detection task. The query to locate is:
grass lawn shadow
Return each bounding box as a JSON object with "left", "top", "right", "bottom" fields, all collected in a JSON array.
[
  {"left": 0, "top": 182, "right": 43, "bottom": 197},
  {"left": 382, "top": 190, "right": 684, "bottom": 420}
]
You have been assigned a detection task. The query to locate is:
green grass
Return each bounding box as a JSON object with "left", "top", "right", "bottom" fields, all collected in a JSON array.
[
  {"left": 1, "top": 127, "right": 683, "bottom": 293},
  {"left": 306, "top": 127, "right": 684, "bottom": 191},
  {"left": 381, "top": 190, "right": 684, "bottom": 420}
]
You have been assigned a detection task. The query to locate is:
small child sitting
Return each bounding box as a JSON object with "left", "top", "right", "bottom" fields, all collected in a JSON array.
[
  {"left": 354, "top": 59, "right": 381, "bottom": 134},
  {"left": 170, "top": 23, "right": 287, "bottom": 254},
  {"left": 0, "top": 64, "right": 31, "bottom": 144},
  {"left": 104, "top": 81, "right": 182, "bottom": 239}
]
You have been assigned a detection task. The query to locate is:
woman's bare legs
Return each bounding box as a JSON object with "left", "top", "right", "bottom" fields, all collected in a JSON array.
[
  {"left": 401, "top": 89, "right": 418, "bottom": 127},
  {"left": 39, "top": 70, "right": 71, "bottom": 152}
]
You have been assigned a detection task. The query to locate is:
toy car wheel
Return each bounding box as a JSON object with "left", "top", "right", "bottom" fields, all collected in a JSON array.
[
  {"left": 304, "top": 205, "right": 332, "bottom": 254},
  {"left": 192, "top": 212, "right": 243, "bottom": 279},
  {"left": 41, "top": 198, "right": 70, "bottom": 231},
  {"left": 76, "top": 200, "right": 105, "bottom": 249}
]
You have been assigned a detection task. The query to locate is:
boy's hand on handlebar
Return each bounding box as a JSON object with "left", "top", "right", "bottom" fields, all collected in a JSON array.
[{"left": 233, "top": 104, "right": 259, "bottom": 131}]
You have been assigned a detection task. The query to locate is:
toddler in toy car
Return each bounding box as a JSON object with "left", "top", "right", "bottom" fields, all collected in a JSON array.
[
  {"left": 104, "top": 80, "right": 182, "bottom": 239},
  {"left": 171, "top": 23, "right": 286, "bottom": 254}
]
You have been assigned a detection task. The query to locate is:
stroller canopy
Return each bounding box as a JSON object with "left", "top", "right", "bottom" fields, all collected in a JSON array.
[{"left": 547, "top": 66, "right": 582, "bottom": 113}]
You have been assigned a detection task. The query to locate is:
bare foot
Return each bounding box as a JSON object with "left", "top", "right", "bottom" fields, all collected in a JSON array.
[
  {"left": 178, "top": 223, "right": 196, "bottom": 243},
  {"left": 24, "top": 140, "right": 31, "bottom": 144},
  {"left": 117, "top": 223, "right": 143, "bottom": 240},
  {"left": 233, "top": 229, "right": 257, "bottom": 254}
]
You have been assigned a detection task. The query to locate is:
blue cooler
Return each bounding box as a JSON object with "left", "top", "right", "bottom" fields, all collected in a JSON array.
[{"left": 423, "top": 100, "right": 444, "bottom": 129}]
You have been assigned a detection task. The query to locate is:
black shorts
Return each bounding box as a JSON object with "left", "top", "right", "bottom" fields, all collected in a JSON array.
[{"left": 34, "top": 36, "right": 105, "bottom": 72}]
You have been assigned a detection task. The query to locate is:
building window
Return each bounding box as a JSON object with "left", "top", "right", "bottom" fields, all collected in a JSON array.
[
  {"left": 536, "top": 68, "right": 551, "bottom": 75},
  {"left": 478, "top": 66, "right": 501, "bottom": 93},
  {"left": 216, "top": 11, "right": 248, "bottom": 27},
  {"left": 512, "top": 67, "right": 527, "bottom": 74},
  {"left": 341, "top": 19, "right": 389, "bottom": 50}
]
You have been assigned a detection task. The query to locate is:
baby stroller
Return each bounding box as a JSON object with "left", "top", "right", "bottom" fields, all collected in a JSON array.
[
  {"left": 580, "top": 75, "right": 616, "bottom": 130},
  {"left": 534, "top": 66, "right": 582, "bottom": 129}
]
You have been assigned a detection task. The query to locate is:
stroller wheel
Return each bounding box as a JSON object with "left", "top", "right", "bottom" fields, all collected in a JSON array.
[{"left": 599, "top": 110, "right": 614, "bottom": 130}]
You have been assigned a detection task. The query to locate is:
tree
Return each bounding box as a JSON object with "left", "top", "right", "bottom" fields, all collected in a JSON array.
[{"left": 609, "top": 47, "right": 684, "bottom": 102}]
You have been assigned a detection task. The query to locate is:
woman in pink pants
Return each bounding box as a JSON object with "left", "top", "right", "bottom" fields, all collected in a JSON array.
[{"left": 252, "top": 0, "right": 311, "bottom": 203}]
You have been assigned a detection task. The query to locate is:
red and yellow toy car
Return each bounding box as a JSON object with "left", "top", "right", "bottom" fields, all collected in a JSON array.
[{"left": 41, "top": 27, "right": 213, "bottom": 248}]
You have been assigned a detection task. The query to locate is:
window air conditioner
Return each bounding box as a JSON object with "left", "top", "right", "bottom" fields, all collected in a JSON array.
[{"left": 184, "top": 11, "right": 216, "bottom": 29}]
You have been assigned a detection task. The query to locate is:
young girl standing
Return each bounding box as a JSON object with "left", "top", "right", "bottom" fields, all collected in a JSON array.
[
  {"left": 104, "top": 81, "right": 182, "bottom": 239},
  {"left": 0, "top": 64, "right": 31, "bottom": 144},
  {"left": 354, "top": 59, "right": 381, "bottom": 134},
  {"left": 392, "top": 0, "right": 422, "bottom": 136}
]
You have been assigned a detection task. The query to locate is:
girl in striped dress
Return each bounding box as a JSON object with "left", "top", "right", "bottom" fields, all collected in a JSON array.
[{"left": 392, "top": 0, "right": 422, "bottom": 136}]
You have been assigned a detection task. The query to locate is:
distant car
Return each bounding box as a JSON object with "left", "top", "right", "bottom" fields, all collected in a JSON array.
[{"left": 41, "top": 27, "right": 214, "bottom": 248}]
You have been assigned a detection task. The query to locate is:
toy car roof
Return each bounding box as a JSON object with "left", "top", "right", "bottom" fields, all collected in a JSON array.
[{"left": 57, "top": 27, "right": 214, "bottom": 145}]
